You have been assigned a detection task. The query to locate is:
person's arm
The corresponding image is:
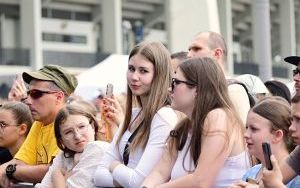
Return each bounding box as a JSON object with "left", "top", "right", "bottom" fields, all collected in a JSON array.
[
  {"left": 12, "top": 162, "right": 49, "bottom": 183},
  {"left": 110, "top": 109, "right": 177, "bottom": 188},
  {"left": 281, "top": 146, "right": 300, "bottom": 183},
  {"left": 35, "top": 152, "right": 65, "bottom": 188},
  {"left": 93, "top": 132, "right": 124, "bottom": 187},
  {"left": 0, "top": 158, "right": 49, "bottom": 187},
  {"left": 52, "top": 168, "right": 66, "bottom": 188},
  {"left": 155, "top": 109, "right": 234, "bottom": 188},
  {"left": 66, "top": 141, "right": 109, "bottom": 188},
  {"left": 141, "top": 145, "right": 177, "bottom": 188}
]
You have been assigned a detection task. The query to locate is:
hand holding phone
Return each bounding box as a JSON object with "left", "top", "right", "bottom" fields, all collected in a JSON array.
[
  {"left": 262, "top": 142, "right": 273, "bottom": 170},
  {"left": 101, "top": 83, "right": 114, "bottom": 142}
]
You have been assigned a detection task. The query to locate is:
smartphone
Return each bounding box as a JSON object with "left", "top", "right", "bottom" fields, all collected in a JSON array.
[
  {"left": 262, "top": 142, "right": 273, "bottom": 170},
  {"left": 106, "top": 83, "right": 113, "bottom": 97}
]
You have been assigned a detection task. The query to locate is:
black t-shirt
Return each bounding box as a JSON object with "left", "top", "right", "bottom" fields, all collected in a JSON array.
[{"left": 0, "top": 147, "right": 13, "bottom": 164}]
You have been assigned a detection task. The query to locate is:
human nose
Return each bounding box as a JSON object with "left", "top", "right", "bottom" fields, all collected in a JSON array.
[
  {"left": 23, "top": 96, "right": 32, "bottom": 105},
  {"left": 187, "top": 50, "right": 194, "bottom": 58},
  {"left": 244, "top": 128, "right": 250, "bottom": 139},
  {"left": 129, "top": 71, "right": 139, "bottom": 81},
  {"left": 294, "top": 73, "right": 300, "bottom": 81},
  {"left": 73, "top": 129, "right": 82, "bottom": 139},
  {"left": 289, "top": 123, "right": 296, "bottom": 133}
]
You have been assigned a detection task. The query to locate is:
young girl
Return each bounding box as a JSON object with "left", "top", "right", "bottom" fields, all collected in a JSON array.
[
  {"left": 93, "top": 41, "right": 178, "bottom": 188},
  {"left": 0, "top": 101, "right": 32, "bottom": 164},
  {"left": 35, "top": 101, "right": 109, "bottom": 188},
  {"left": 142, "top": 57, "right": 250, "bottom": 188},
  {"left": 230, "top": 97, "right": 300, "bottom": 187}
]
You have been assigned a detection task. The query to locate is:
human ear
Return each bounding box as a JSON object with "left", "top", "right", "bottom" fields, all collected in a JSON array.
[
  {"left": 214, "top": 48, "right": 223, "bottom": 59},
  {"left": 18, "top": 123, "right": 28, "bottom": 136},
  {"left": 56, "top": 91, "right": 65, "bottom": 104},
  {"left": 271, "top": 129, "right": 283, "bottom": 144}
]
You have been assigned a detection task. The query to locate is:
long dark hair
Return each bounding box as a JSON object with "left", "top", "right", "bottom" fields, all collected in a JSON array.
[
  {"left": 168, "top": 57, "right": 244, "bottom": 169},
  {"left": 54, "top": 101, "right": 99, "bottom": 158}
]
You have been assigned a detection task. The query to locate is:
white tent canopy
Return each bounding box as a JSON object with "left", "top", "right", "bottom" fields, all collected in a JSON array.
[{"left": 75, "top": 54, "right": 129, "bottom": 101}]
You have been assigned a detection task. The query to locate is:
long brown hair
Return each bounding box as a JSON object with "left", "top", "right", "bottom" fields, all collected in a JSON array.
[
  {"left": 117, "top": 41, "right": 172, "bottom": 151},
  {"left": 169, "top": 57, "right": 244, "bottom": 168}
]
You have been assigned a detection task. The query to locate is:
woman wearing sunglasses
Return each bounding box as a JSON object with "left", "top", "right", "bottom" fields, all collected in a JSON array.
[
  {"left": 142, "top": 57, "right": 250, "bottom": 188},
  {"left": 0, "top": 101, "right": 33, "bottom": 164},
  {"left": 93, "top": 41, "right": 178, "bottom": 188},
  {"left": 35, "top": 101, "right": 109, "bottom": 188}
]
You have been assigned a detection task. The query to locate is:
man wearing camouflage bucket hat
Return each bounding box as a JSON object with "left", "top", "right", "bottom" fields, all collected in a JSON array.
[{"left": 0, "top": 65, "right": 78, "bottom": 187}]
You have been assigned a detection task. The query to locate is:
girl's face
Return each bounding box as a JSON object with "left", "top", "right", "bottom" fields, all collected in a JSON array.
[
  {"left": 169, "top": 68, "right": 196, "bottom": 116},
  {"left": 0, "top": 109, "right": 21, "bottom": 149},
  {"left": 244, "top": 111, "right": 275, "bottom": 162},
  {"left": 127, "top": 54, "right": 155, "bottom": 97},
  {"left": 60, "top": 114, "right": 95, "bottom": 153}
]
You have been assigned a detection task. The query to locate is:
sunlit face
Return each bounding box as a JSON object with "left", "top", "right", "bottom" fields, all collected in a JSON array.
[
  {"left": 293, "top": 65, "right": 300, "bottom": 92},
  {"left": 290, "top": 102, "right": 300, "bottom": 145},
  {"left": 169, "top": 68, "right": 197, "bottom": 116},
  {"left": 0, "top": 109, "right": 21, "bottom": 149},
  {"left": 187, "top": 33, "right": 214, "bottom": 59},
  {"left": 244, "top": 111, "right": 275, "bottom": 162},
  {"left": 127, "top": 54, "right": 155, "bottom": 97},
  {"left": 60, "top": 114, "right": 95, "bottom": 153},
  {"left": 24, "top": 80, "right": 61, "bottom": 124}
]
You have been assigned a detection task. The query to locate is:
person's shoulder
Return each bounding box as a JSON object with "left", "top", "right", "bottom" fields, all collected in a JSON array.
[
  {"left": 206, "top": 108, "right": 227, "bottom": 119},
  {"left": 204, "top": 108, "right": 229, "bottom": 131},
  {"left": 85, "top": 141, "right": 110, "bottom": 151},
  {"left": 228, "top": 82, "right": 247, "bottom": 92},
  {"left": 286, "top": 174, "right": 300, "bottom": 187},
  {"left": 155, "top": 106, "right": 177, "bottom": 126},
  {"left": 243, "top": 164, "right": 262, "bottom": 180}
]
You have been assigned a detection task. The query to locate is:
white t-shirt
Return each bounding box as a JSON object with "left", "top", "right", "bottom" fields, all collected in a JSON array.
[
  {"left": 35, "top": 141, "right": 109, "bottom": 188},
  {"left": 93, "top": 107, "right": 178, "bottom": 188}
]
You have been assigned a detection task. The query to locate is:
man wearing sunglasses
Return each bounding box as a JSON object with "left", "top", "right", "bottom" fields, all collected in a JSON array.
[
  {"left": 187, "top": 31, "right": 250, "bottom": 124},
  {"left": 0, "top": 64, "right": 77, "bottom": 187},
  {"left": 284, "top": 56, "right": 300, "bottom": 95}
]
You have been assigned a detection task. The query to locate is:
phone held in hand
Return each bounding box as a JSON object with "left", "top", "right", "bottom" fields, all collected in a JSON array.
[
  {"left": 262, "top": 142, "right": 273, "bottom": 170},
  {"left": 106, "top": 83, "right": 113, "bottom": 97}
]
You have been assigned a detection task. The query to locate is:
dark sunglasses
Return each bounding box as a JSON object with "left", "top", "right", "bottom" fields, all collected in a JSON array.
[
  {"left": 171, "top": 78, "right": 196, "bottom": 91},
  {"left": 27, "top": 89, "right": 59, "bottom": 100},
  {"left": 293, "top": 68, "right": 300, "bottom": 76}
]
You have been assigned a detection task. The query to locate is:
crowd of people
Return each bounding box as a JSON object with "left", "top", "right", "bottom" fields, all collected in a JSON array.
[{"left": 0, "top": 31, "right": 299, "bottom": 188}]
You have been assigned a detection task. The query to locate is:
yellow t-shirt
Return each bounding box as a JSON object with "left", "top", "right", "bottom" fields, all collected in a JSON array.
[{"left": 14, "top": 121, "right": 59, "bottom": 165}]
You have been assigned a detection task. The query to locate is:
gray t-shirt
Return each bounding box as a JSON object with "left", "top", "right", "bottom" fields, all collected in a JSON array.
[{"left": 287, "top": 146, "right": 300, "bottom": 174}]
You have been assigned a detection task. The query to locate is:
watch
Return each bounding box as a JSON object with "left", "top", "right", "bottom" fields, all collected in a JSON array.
[{"left": 6, "top": 164, "right": 16, "bottom": 180}]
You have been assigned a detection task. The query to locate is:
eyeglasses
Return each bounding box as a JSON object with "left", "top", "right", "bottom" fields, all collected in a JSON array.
[
  {"left": 62, "top": 124, "right": 90, "bottom": 140},
  {"left": 293, "top": 68, "right": 300, "bottom": 76},
  {"left": 171, "top": 78, "right": 196, "bottom": 91},
  {"left": 27, "top": 89, "right": 59, "bottom": 100},
  {"left": 0, "top": 122, "right": 15, "bottom": 133}
]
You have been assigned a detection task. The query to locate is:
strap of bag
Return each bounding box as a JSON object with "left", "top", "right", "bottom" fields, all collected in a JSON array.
[{"left": 123, "top": 124, "right": 142, "bottom": 165}]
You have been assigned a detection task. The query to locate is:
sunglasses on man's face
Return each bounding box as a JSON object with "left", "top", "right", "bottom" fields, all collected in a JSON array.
[
  {"left": 27, "top": 89, "right": 59, "bottom": 100},
  {"left": 293, "top": 68, "right": 300, "bottom": 76}
]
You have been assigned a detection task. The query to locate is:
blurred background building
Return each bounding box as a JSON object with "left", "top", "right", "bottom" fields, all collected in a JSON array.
[{"left": 0, "top": 0, "right": 298, "bottom": 91}]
